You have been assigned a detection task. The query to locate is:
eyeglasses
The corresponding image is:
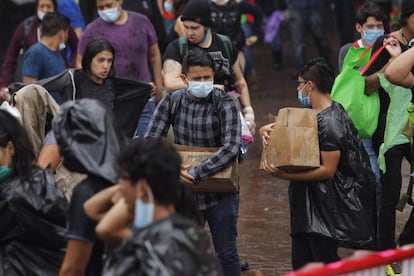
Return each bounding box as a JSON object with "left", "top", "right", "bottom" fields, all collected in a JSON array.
[{"left": 296, "top": 80, "right": 308, "bottom": 86}]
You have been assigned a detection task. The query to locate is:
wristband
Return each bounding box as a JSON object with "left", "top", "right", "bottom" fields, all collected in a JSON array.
[
  {"left": 243, "top": 106, "right": 254, "bottom": 113},
  {"left": 244, "top": 112, "right": 255, "bottom": 121}
]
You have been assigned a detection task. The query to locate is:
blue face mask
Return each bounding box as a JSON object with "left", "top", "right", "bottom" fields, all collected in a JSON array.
[
  {"left": 297, "top": 89, "right": 311, "bottom": 107},
  {"left": 98, "top": 6, "right": 121, "bottom": 23},
  {"left": 363, "top": 29, "right": 384, "bottom": 45},
  {"left": 163, "top": 1, "right": 173, "bottom": 13},
  {"left": 188, "top": 80, "right": 214, "bottom": 98},
  {"left": 0, "top": 165, "right": 12, "bottom": 183},
  {"left": 133, "top": 183, "right": 154, "bottom": 229}
]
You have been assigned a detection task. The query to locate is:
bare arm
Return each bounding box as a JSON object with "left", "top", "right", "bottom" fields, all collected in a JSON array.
[
  {"left": 22, "top": 76, "right": 37, "bottom": 83},
  {"left": 385, "top": 46, "right": 414, "bottom": 88},
  {"left": 149, "top": 43, "right": 164, "bottom": 103},
  {"left": 232, "top": 57, "right": 256, "bottom": 133},
  {"left": 59, "top": 240, "right": 93, "bottom": 276},
  {"left": 162, "top": 59, "right": 186, "bottom": 92},
  {"left": 76, "top": 53, "right": 83, "bottom": 69},
  {"left": 83, "top": 184, "right": 121, "bottom": 222},
  {"left": 37, "top": 144, "right": 61, "bottom": 171},
  {"left": 263, "top": 150, "right": 341, "bottom": 181},
  {"left": 95, "top": 198, "right": 133, "bottom": 248}
]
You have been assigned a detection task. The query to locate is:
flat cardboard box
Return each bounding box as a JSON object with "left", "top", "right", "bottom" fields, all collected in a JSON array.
[
  {"left": 260, "top": 108, "right": 320, "bottom": 172},
  {"left": 175, "top": 144, "right": 238, "bottom": 193}
]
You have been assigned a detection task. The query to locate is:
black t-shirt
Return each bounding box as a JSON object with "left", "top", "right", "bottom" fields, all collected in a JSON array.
[
  {"left": 75, "top": 70, "right": 114, "bottom": 110},
  {"left": 364, "top": 34, "right": 413, "bottom": 114},
  {"left": 66, "top": 176, "right": 112, "bottom": 276},
  {"left": 163, "top": 33, "right": 238, "bottom": 91}
]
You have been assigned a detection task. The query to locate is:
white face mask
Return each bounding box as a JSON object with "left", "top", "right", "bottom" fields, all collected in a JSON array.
[
  {"left": 58, "top": 42, "right": 66, "bottom": 51},
  {"left": 212, "top": 0, "right": 229, "bottom": 4},
  {"left": 37, "top": 11, "right": 46, "bottom": 20}
]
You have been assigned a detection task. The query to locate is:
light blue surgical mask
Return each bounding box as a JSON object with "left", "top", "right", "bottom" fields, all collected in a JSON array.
[
  {"left": 0, "top": 165, "right": 12, "bottom": 183},
  {"left": 163, "top": 1, "right": 173, "bottom": 13},
  {"left": 58, "top": 42, "right": 66, "bottom": 51},
  {"left": 297, "top": 85, "right": 311, "bottom": 107},
  {"left": 98, "top": 6, "right": 121, "bottom": 23},
  {"left": 133, "top": 183, "right": 154, "bottom": 229},
  {"left": 188, "top": 80, "right": 214, "bottom": 98},
  {"left": 363, "top": 29, "right": 384, "bottom": 45}
]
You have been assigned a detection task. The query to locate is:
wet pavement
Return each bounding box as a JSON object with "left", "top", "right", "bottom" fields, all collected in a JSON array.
[{"left": 236, "top": 42, "right": 412, "bottom": 276}]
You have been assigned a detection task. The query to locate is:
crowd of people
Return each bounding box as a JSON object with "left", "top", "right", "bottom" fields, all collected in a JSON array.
[{"left": 0, "top": 0, "right": 414, "bottom": 275}]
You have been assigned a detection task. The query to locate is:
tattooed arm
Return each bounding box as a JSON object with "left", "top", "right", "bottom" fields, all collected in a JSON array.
[{"left": 162, "top": 59, "right": 187, "bottom": 92}]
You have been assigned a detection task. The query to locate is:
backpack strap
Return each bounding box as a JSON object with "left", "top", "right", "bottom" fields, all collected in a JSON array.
[
  {"left": 21, "top": 16, "right": 35, "bottom": 50},
  {"left": 178, "top": 34, "right": 233, "bottom": 60},
  {"left": 178, "top": 36, "right": 188, "bottom": 59},
  {"left": 216, "top": 33, "right": 233, "bottom": 60},
  {"left": 168, "top": 89, "right": 185, "bottom": 126}
]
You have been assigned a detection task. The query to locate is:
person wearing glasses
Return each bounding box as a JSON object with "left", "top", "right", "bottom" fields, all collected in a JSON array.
[{"left": 260, "top": 58, "right": 376, "bottom": 270}]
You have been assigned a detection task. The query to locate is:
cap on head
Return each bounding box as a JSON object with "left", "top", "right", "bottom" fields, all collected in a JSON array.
[
  {"left": 401, "top": 0, "right": 414, "bottom": 18},
  {"left": 181, "top": 0, "right": 212, "bottom": 27}
]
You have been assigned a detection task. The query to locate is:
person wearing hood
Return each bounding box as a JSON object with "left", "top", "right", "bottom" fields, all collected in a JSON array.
[
  {"left": 0, "top": 0, "right": 79, "bottom": 97},
  {"left": 55, "top": 99, "right": 125, "bottom": 276}
]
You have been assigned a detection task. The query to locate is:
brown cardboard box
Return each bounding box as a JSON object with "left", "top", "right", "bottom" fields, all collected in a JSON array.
[
  {"left": 260, "top": 108, "right": 320, "bottom": 172},
  {"left": 175, "top": 145, "right": 238, "bottom": 193}
]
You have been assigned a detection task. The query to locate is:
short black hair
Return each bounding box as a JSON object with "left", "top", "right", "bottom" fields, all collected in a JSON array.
[
  {"left": 41, "top": 12, "right": 70, "bottom": 37},
  {"left": 296, "top": 57, "right": 334, "bottom": 94},
  {"left": 355, "top": 2, "right": 387, "bottom": 26},
  {"left": 182, "top": 47, "right": 215, "bottom": 74},
  {"left": 82, "top": 38, "right": 115, "bottom": 74},
  {"left": 118, "top": 138, "right": 183, "bottom": 206}
]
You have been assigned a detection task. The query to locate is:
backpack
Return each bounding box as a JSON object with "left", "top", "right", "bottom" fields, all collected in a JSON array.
[
  {"left": 168, "top": 88, "right": 220, "bottom": 127},
  {"left": 178, "top": 34, "right": 235, "bottom": 92},
  {"left": 178, "top": 34, "right": 233, "bottom": 61}
]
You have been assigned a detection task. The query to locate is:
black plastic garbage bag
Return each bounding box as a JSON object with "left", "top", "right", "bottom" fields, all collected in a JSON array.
[
  {"left": 103, "top": 214, "right": 222, "bottom": 276},
  {"left": 289, "top": 103, "right": 377, "bottom": 249},
  {"left": 52, "top": 98, "right": 125, "bottom": 184},
  {"left": 0, "top": 166, "right": 68, "bottom": 276},
  {"left": 112, "top": 77, "right": 151, "bottom": 138},
  {"left": 9, "top": 69, "right": 152, "bottom": 138}
]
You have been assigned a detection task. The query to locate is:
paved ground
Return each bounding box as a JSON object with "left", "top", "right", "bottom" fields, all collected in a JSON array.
[{"left": 236, "top": 42, "right": 412, "bottom": 276}]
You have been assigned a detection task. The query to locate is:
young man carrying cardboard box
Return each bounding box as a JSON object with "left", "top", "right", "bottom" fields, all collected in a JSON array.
[
  {"left": 145, "top": 47, "right": 241, "bottom": 276},
  {"left": 260, "top": 57, "right": 377, "bottom": 270}
]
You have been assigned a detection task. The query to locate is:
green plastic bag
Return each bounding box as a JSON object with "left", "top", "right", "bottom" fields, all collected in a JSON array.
[
  {"left": 331, "top": 46, "right": 380, "bottom": 139},
  {"left": 377, "top": 73, "right": 411, "bottom": 173}
]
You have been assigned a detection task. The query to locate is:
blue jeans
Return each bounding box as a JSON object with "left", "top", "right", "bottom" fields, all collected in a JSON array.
[
  {"left": 362, "top": 138, "right": 381, "bottom": 211},
  {"left": 201, "top": 193, "right": 240, "bottom": 276},
  {"left": 134, "top": 98, "right": 156, "bottom": 138}
]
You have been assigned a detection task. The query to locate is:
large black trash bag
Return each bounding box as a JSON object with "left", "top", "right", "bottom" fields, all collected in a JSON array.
[
  {"left": 0, "top": 166, "right": 68, "bottom": 276},
  {"left": 112, "top": 77, "right": 151, "bottom": 138},
  {"left": 290, "top": 103, "right": 377, "bottom": 249},
  {"left": 8, "top": 69, "right": 152, "bottom": 138},
  {"left": 103, "top": 214, "right": 222, "bottom": 276},
  {"left": 52, "top": 98, "right": 126, "bottom": 184}
]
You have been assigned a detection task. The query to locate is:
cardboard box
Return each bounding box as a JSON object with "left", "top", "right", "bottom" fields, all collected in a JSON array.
[
  {"left": 260, "top": 108, "right": 320, "bottom": 172},
  {"left": 175, "top": 144, "right": 238, "bottom": 193}
]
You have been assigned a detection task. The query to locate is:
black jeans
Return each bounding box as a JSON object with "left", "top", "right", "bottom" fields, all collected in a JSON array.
[
  {"left": 378, "top": 143, "right": 411, "bottom": 250},
  {"left": 291, "top": 233, "right": 340, "bottom": 270}
]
